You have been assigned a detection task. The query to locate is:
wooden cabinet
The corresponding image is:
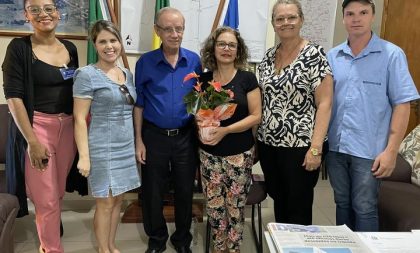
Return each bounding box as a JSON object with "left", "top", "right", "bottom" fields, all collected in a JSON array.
[{"left": 381, "top": 0, "right": 420, "bottom": 134}]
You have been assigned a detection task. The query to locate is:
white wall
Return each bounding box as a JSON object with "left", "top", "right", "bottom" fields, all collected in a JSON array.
[{"left": 0, "top": 0, "right": 383, "bottom": 104}]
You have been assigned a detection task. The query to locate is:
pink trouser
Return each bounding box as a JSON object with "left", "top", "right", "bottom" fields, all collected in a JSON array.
[{"left": 25, "top": 111, "right": 77, "bottom": 253}]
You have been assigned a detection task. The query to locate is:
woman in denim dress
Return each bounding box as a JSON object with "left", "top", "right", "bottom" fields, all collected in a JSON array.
[{"left": 73, "top": 20, "right": 140, "bottom": 253}]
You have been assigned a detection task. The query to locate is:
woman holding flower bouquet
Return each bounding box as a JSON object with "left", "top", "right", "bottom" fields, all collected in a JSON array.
[{"left": 197, "top": 26, "right": 261, "bottom": 253}]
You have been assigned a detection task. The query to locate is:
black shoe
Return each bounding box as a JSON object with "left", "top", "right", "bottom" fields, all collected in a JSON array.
[
  {"left": 60, "top": 220, "right": 63, "bottom": 237},
  {"left": 174, "top": 245, "right": 192, "bottom": 253},
  {"left": 145, "top": 245, "right": 166, "bottom": 253}
]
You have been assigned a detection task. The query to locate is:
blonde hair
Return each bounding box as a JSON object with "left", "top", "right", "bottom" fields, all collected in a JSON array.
[{"left": 271, "top": 0, "right": 304, "bottom": 21}]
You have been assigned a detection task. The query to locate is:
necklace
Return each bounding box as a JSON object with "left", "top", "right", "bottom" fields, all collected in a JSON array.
[
  {"left": 274, "top": 38, "right": 303, "bottom": 75},
  {"left": 214, "top": 69, "right": 237, "bottom": 86}
]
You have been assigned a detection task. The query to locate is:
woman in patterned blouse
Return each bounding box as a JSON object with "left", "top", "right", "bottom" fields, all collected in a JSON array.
[{"left": 256, "top": 0, "right": 333, "bottom": 225}]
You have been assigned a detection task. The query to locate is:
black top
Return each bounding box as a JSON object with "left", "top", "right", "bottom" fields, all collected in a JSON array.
[
  {"left": 199, "top": 70, "right": 259, "bottom": 156},
  {"left": 32, "top": 52, "right": 77, "bottom": 114},
  {"left": 2, "top": 36, "right": 86, "bottom": 217}
]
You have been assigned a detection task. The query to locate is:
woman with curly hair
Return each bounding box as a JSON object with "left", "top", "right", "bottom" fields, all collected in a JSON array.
[{"left": 199, "top": 26, "right": 261, "bottom": 253}]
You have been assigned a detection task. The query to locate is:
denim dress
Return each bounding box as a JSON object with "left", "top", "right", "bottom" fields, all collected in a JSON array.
[{"left": 73, "top": 64, "right": 140, "bottom": 197}]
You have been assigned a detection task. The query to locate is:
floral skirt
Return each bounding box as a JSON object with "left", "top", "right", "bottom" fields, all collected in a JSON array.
[{"left": 199, "top": 147, "right": 254, "bottom": 251}]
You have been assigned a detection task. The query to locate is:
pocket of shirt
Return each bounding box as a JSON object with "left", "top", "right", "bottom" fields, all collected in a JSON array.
[
  {"left": 362, "top": 80, "right": 382, "bottom": 86},
  {"left": 361, "top": 78, "right": 385, "bottom": 96}
]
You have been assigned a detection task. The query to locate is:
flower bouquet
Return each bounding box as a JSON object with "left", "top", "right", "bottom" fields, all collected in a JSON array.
[{"left": 183, "top": 72, "right": 237, "bottom": 142}]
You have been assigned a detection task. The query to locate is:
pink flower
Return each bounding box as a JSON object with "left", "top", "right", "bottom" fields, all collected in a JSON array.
[
  {"left": 210, "top": 172, "right": 222, "bottom": 184},
  {"left": 219, "top": 220, "right": 228, "bottom": 231},
  {"left": 208, "top": 196, "right": 224, "bottom": 208},
  {"left": 182, "top": 72, "right": 236, "bottom": 117},
  {"left": 230, "top": 182, "right": 243, "bottom": 195},
  {"left": 226, "top": 154, "right": 244, "bottom": 166},
  {"left": 228, "top": 229, "right": 241, "bottom": 242},
  {"left": 183, "top": 72, "right": 200, "bottom": 82},
  {"left": 210, "top": 80, "right": 222, "bottom": 92},
  {"left": 194, "top": 81, "right": 202, "bottom": 92}
]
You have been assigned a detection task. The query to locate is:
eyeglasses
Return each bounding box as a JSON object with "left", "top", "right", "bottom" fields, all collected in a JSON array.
[
  {"left": 273, "top": 14, "right": 300, "bottom": 25},
  {"left": 118, "top": 85, "right": 135, "bottom": 105},
  {"left": 26, "top": 4, "right": 57, "bottom": 15},
  {"left": 156, "top": 24, "right": 184, "bottom": 34},
  {"left": 215, "top": 41, "right": 238, "bottom": 51}
]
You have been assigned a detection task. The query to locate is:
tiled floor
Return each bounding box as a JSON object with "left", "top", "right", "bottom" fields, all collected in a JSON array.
[{"left": 13, "top": 177, "right": 336, "bottom": 253}]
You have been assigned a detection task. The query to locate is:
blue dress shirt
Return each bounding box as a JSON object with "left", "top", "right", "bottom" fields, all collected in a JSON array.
[
  {"left": 327, "top": 33, "right": 419, "bottom": 159},
  {"left": 135, "top": 47, "right": 202, "bottom": 129}
]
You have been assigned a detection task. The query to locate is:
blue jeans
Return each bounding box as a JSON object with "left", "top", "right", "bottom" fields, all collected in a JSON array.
[{"left": 326, "top": 151, "right": 380, "bottom": 231}]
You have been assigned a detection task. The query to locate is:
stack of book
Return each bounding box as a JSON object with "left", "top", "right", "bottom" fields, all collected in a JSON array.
[
  {"left": 266, "top": 223, "right": 371, "bottom": 253},
  {"left": 265, "top": 223, "right": 420, "bottom": 253}
]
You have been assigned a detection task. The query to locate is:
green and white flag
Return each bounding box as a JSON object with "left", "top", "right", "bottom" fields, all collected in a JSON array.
[{"left": 87, "top": 0, "right": 110, "bottom": 64}]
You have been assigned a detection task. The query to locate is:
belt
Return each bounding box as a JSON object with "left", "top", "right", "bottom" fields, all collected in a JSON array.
[{"left": 143, "top": 120, "right": 191, "bottom": 137}]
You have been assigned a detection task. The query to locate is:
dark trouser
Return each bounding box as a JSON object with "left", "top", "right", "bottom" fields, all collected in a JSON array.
[
  {"left": 257, "top": 141, "right": 327, "bottom": 225},
  {"left": 141, "top": 123, "right": 198, "bottom": 249}
]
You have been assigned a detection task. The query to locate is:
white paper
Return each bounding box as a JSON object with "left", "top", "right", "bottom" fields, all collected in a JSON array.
[
  {"left": 358, "top": 232, "right": 420, "bottom": 253},
  {"left": 265, "top": 231, "right": 279, "bottom": 253},
  {"left": 300, "top": 0, "right": 337, "bottom": 52},
  {"left": 267, "top": 223, "right": 374, "bottom": 253},
  {"left": 120, "top": 0, "right": 151, "bottom": 54}
]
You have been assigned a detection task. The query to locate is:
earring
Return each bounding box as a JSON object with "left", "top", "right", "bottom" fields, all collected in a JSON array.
[
  {"left": 58, "top": 17, "right": 61, "bottom": 20},
  {"left": 25, "top": 20, "right": 29, "bottom": 23}
]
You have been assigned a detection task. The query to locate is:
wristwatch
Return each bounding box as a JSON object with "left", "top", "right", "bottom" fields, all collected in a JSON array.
[{"left": 310, "top": 147, "right": 322, "bottom": 156}]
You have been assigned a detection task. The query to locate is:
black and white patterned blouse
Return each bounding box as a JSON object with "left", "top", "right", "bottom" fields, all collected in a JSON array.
[{"left": 257, "top": 42, "right": 331, "bottom": 147}]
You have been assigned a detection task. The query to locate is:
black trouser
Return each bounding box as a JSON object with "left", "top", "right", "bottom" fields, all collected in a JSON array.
[
  {"left": 141, "top": 123, "right": 198, "bottom": 249},
  {"left": 257, "top": 141, "right": 327, "bottom": 225}
]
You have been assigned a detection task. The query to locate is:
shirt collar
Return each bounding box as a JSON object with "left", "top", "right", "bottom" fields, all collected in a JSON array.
[
  {"left": 338, "top": 32, "right": 382, "bottom": 57},
  {"left": 154, "top": 46, "right": 188, "bottom": 66}
]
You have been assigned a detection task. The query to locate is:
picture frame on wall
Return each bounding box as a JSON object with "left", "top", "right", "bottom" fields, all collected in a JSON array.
[{"left": 0, "top": 0, "right": 89, "bottom": 39}]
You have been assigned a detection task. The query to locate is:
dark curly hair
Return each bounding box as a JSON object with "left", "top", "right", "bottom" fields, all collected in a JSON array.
[{"left": 200, "top": 26, "right": 249, "bottom": 71}]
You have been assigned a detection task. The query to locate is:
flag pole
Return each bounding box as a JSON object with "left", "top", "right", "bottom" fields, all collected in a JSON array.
[
  {"left": 211, "top": 0, "right": 226, "bottom": 33},
  {"left": 106, "top": 0, "right": 130, "bottom": 70}
]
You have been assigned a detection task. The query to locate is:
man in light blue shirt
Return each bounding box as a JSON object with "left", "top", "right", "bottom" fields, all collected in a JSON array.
[{"left": 326, "top": 0, "right": 419, "bottom": 232}]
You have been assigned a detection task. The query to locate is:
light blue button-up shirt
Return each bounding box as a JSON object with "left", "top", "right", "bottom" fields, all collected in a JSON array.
[{"left": 327, "top": 33, "right": 419, "bottom": 159}]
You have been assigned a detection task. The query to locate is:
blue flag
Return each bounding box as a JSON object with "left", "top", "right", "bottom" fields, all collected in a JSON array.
[{"left": 223, "top": 0, "right": 239, "bottom": 29}]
